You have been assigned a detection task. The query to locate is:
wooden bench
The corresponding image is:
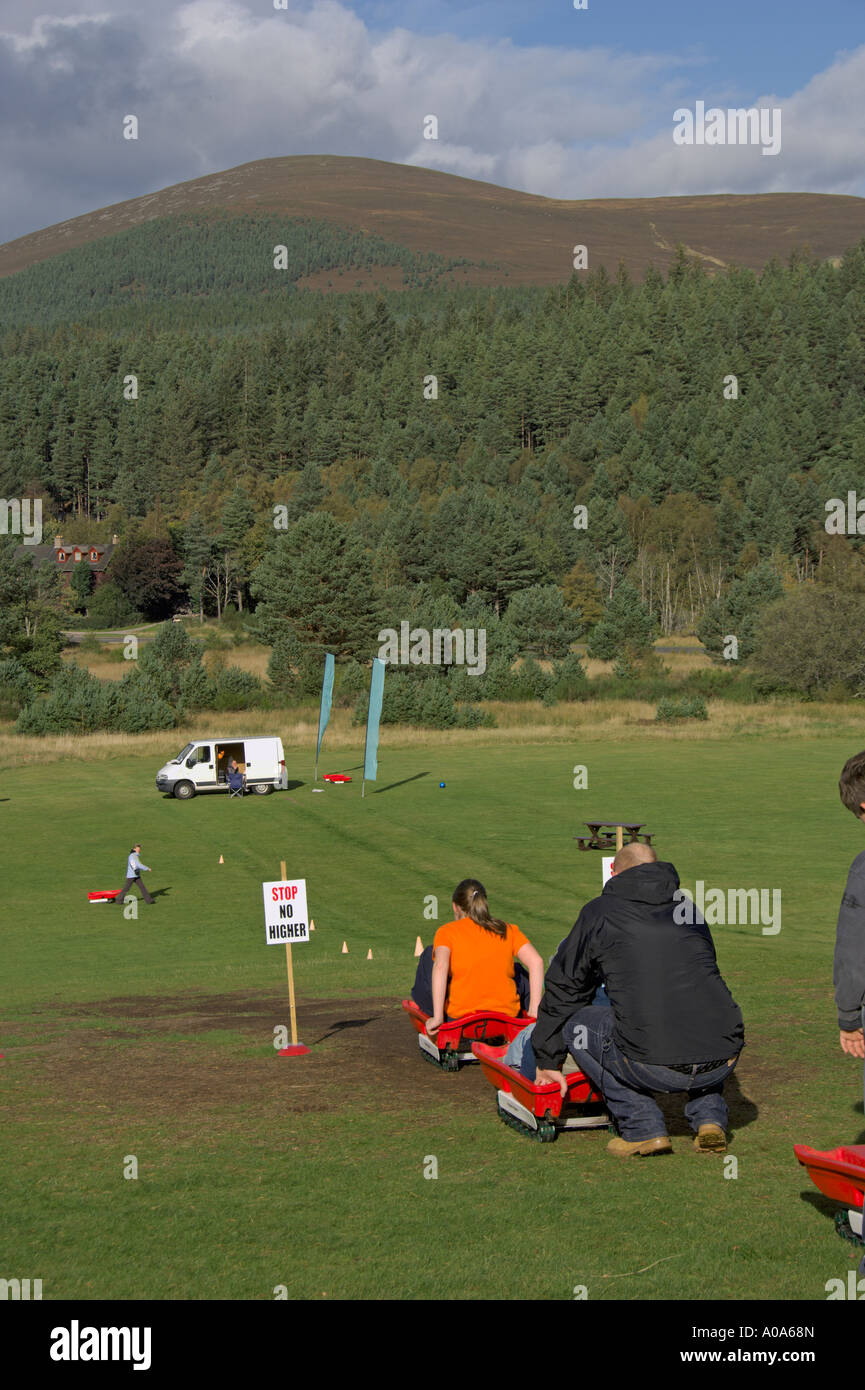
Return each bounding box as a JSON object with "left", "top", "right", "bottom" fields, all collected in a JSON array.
[{"left": 575, "top": 821, "right": 653, "bottom": 851}]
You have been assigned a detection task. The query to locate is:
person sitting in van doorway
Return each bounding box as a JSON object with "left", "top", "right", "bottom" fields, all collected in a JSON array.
[
  {"left": 112, "top": 844, "right": 154, "bottom": 905},
  {"left": 226, "top": 759, "right": 246, "bottom": 796}
]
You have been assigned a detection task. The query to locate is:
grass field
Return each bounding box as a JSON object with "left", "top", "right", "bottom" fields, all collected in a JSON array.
[{"left": 2, "top": 711, "right": 864, "bottom": 1301}]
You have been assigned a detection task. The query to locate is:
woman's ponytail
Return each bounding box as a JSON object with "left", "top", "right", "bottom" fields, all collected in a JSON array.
[{"left": 452, "top": 878, "right": 508, "bottom": 938}]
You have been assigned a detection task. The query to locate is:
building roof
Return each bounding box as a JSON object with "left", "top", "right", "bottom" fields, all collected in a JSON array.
[{"left": 14, "top": 542, "right": 116, "bottom": 573}]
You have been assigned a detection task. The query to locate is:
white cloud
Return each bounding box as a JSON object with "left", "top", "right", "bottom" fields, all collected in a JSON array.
[{"left": 0, "top": 1, "right": 863, "bottom": 245}]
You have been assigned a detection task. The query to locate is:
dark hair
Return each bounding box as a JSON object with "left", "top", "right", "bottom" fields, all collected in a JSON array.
[
  {"left": 452, "top": 878, "right": 508, "bottom": 938},
  {"left": 839, "top": 751, "right": 865, "bottom": 818}
]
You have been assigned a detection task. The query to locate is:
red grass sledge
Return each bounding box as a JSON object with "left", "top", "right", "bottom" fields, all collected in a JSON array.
[
  {"left": 794, "top": 1143, "right": 865, "bottom": 1249},
  {"left": 401, "top": 998, "right": 531, "bottom": 1072},
  {"left": 87, "top": 889, "right": 122, "bottom": 903},
  {"left": 472, "top": 1041, "right": 610, "bottom": 1142}
]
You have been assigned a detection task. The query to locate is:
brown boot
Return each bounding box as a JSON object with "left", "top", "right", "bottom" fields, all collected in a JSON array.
[
  {"left": 693, "top": 1123, "right": 726, "bottom": 1153},
  {"left": 606, "top": 1135, "right": 672, "bottom": 1158}
]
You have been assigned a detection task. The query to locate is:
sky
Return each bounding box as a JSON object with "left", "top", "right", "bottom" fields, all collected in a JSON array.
[{"left": 0, "top": 0, "right": 863, "bottom": 245}]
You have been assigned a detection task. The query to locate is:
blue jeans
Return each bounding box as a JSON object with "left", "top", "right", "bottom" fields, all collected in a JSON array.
[
  {"left": 506, "top": 985, "right": 610, "bottom": 1077},
  {"left": 561, "top": 1005, "right": 739, "bottom": 1142}
]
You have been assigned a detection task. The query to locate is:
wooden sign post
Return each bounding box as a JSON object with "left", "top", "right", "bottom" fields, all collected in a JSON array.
[{"left": 262, "top": 861, "right": 310, "bottom": 1057}]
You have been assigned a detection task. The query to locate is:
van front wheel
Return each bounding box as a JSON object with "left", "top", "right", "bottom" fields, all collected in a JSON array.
[
  {"left": 173, "top": 781, "right": 195, "bottom": 800},
  {"left": 251, "top": 784, "right": 272, "bottom": 796}
]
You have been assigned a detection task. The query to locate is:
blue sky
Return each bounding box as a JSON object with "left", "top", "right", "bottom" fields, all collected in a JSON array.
[
  {"left": 359, "top": 0, "right": 862, "bottom": 94},
  {"left": 0, "top": 0, "right": 863, "bottom": 245}
]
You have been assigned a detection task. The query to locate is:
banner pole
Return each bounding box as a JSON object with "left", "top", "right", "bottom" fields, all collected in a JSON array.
[{"left": 280, "top": 858, "right": 299, "bottom": 1046}]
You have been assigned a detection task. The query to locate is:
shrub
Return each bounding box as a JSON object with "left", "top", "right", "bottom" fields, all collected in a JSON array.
[
  {"left": 378, "top": 673, "right": 422, "bottom": 725},
  {"left": 113, "top": 675, "right": 176, "bottom": 732},
  {"left": 479, "top": 657, "right": 518, "bottom": 700},
  {"left": 655, "top": 695, "right": 708, "bottom": 722},
  {"left": 82, "top": 580, "right": 142, "bottom": 629},
  {"left": 336, "top": 660, "right": 367, "bottom": 707},
  {"left": 213, "top": 666, "right": 263, "bottom": 711},
  {"left": 267, "top": 634, "right": 299, "bottom": 696},
  {"left": 456, "top": 704, "right": 496, "bottom": 729},
  {"left": 419, "top": 681, "right": 458, "bottom": 728},
  {"left": 752, "top": 587, "right": 865, "bottom": 697},
  {"left": 587, "top": 580, "right": 656, "bottom": 660},
  {"left": 15, "top": 663, "right": 108, "bottom": 735},
  {"left": 551, "top": 652, "right": 588, "bottom": 701},
  {"left": 513, "top": 657, "right": 553, "bottom": 700},
  {"left": 179, "top": 658, "right": 216, "bottom": 712},
  {"left": 0, "top": 658, "right": 35, "bottom": 719}
]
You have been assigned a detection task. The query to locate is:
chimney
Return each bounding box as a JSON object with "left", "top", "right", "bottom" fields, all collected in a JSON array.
[
  {"left": 111, "top": 533, "right": 119, "bottom": 545},
  {"left": 53, "top": 535, "right": 63, "bottom": 549}
]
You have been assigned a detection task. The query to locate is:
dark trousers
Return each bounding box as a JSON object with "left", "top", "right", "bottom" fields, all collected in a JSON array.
[
  {"left": 410, "top": 945, "right": 531, "bottom": 1018},
  {"left": 117, "top": 875, "right": 153, "bottom": 904},
  {"left": 564, "top": 1005, "right": 739, "bottom": 1142}
]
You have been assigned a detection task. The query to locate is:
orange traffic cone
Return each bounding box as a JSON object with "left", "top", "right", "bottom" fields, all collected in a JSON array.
[
  {"left": 310, "top": 918, "right": 316, "bottom": 931},
  {"left": 341, "top": 941, "right": 348, "bottom": 954},
  {"left": 366, "top": 949, "right": 373, "bottom": 960},
  {"left": 414, "top": 936, "right": 424, "bottom": 956},
  {"left": 218, "top": 854, "right": 224, "bottom": 864}
]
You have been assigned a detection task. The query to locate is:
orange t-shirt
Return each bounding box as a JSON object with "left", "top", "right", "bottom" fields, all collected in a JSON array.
[{"left": 433, "top": 917, "right": 529, "bottom": 1019}]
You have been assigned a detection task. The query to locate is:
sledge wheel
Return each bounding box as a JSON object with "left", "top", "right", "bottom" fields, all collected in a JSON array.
[
  {"left": 834, "top": 1210, "right": 865, "bottom": 1247},
  {"left": 440, "top": 1050, "right": 461, "bottom": 1073},
  {"left": 496, "top": 1100, "right": 557, "bottom": 1142}
]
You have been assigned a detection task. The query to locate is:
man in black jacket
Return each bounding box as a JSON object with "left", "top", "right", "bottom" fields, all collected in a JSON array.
[{"left": 532, "top": 844, "right": 744, "bottom": 1157}]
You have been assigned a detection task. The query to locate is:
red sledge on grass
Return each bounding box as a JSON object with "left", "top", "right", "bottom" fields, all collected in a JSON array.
[
  {"left": 794, "top": 1143, "right": 865, "bottom": 1248},
  {"left": 401, "top": 998, "right": 531, "bottom": 1072},
  {"left": 323, "top": 774, "right": 352, "bottom": 783},
  {"left": 87, "top": 889, "right": 123, "bottom": 903},
  {"left": 472, "top": 1041, "right": 610, "bottom": 1142}
]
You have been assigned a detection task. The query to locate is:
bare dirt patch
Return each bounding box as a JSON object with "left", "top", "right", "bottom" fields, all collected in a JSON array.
[
  {"left": 5, "top": 990, "right": 767, "bottom": 1140},
  {"left": 9, "top": 992, "right": 494, "bottom": 1125}
]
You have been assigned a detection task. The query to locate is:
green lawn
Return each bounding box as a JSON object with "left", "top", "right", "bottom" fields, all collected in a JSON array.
[{"left": 2, "top": 730, "right": 864, "bottom": 1300}]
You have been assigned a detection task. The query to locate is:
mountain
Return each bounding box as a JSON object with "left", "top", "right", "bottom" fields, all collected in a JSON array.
[{"left": 2, "top": 155, "right": 864, "bottom": 288}]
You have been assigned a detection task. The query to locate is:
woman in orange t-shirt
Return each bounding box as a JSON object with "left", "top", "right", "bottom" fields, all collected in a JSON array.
[{"left": 411, "top": 878, "right": 544, "bottom": 1034}]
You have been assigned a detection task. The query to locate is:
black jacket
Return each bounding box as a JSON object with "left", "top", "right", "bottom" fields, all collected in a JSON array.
[{"left": 531, "top": 861, "right": 745, "bottom": 1070}]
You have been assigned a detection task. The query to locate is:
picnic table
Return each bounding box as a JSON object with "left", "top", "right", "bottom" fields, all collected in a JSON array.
[{"left": 574, "top": 820, "right": 654, "bottom": 852}]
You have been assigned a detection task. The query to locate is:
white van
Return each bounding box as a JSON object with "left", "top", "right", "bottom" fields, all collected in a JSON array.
[{"left": 156, "top": 737, "right": 288, "bottom": 799}]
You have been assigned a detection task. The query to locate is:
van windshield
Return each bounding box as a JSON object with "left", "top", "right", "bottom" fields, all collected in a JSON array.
[{"left": 172, "top": 744, "right": 194, "bottom": 763}]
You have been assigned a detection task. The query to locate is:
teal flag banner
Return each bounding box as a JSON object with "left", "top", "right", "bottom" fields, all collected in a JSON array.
[
  {"left": 316, "top": 653, "right": 335, "bottom": 761},
  {"left": 363, "top": 658, "right": 386, "bottom": 786}
]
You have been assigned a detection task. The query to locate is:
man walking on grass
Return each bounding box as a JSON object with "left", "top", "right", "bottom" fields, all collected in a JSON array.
[
  {"left": 530, "top": 843, "right": 744, "bottom": 1157},
  {"left": 113, "top": 843, "right": 154, "bottom": 906}
]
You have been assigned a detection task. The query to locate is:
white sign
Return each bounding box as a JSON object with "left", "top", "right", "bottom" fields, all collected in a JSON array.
[
  {"left": 602, "top": 856, "right": 614, "bottom": 886},
  {"left": 263, "top": 879, "right": 309, "bottom": 945}
]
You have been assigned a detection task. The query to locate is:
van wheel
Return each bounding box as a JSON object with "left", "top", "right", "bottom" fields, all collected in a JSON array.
[
  {"left": 251, "top": 784, "right": 272, "bottom": 796},
  {"left": 173, "top": 781, "right": 195, "bottom": 800}
]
